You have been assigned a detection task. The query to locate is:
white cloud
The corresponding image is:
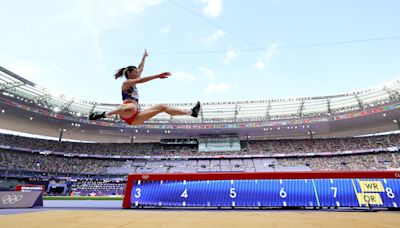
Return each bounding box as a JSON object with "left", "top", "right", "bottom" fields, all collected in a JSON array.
[
  {"left": 253, "top": 60, "right": 265, "bottom": 70},
  {"left": 172, "top": 71, "right": 197, "bottom": 81},
  {"left": 199, "top": 0, "right": 223, "bottom": 18},
  {"left": 202, "top": 29, "right": 226, "bottom": 44},
  {"left": 197, "top": 67, "right": 215, "bottom": 80},
  {"left": 252, "top": 43, "right": 279, "bottom": 71},
  {"left": 222, "top": 46, "right": 238, "bottom": 63},
  {"left": 203, "top": 82, "right": 231, "bottom": 95},
  {"left": 265, "top": 43, "right": 279, "bottom": 61}
]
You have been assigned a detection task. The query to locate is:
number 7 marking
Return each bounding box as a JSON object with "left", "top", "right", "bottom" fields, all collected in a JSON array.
[{"left": 331, "top": 187, "right": 337, "bottom": 198}]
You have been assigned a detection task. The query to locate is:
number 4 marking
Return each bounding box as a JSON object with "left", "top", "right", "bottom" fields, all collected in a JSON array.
[
  {"left": 331, "top": 187, "right": 337, "bottom": 198},
  {"left": 181, "top": 189, "right": 188, "bottom": 198}
]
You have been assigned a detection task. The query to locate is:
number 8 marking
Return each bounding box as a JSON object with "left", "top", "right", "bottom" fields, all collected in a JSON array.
[{"left": 386, "top": 187, "right": 395, "bottom": 199}]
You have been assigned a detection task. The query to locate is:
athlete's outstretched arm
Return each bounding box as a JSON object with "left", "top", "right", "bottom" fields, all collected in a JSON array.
[
  {"left": 137, "top": 49, "right": 148, "bottom": 76},
  {"left": 123, "top": 72, "right": 170, "bottom": 88}
]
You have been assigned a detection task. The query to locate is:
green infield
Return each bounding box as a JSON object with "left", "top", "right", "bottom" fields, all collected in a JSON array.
[{"left": 44, "top": 196, "right": 123, "bottom": 200}]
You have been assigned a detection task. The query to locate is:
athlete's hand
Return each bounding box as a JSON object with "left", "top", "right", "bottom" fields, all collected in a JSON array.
[
  {"left": 158, "top": 72, "right": 171, "bottom": 79},
  {"left": 143, "top": 49, "right": 148, "bottom": 58}
]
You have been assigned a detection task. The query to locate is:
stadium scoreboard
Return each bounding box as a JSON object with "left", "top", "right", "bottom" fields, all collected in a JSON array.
[{"left": 123, "top": 171, "right": 400, "bottom": 209}]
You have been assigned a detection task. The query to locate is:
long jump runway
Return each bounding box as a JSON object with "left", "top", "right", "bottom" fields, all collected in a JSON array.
[{"left": 1, "top": 206, "right": 399, "bottom": 227}]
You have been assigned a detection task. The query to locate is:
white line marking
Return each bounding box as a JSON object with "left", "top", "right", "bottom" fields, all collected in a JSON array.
[
  {"left": 183, "top": 201, "right": 186, "bottom": 207},
  {"left": 232, "top": 201, "right": 235, "bottom": 207},
  {"left": 231, "top": 180, "right": 234, "bottom": 185},
  {"left": 138, "top": 180, "right": 141, "bottom": 185},
  {"left": 160, "top": 180, "right": 163, "bottom": 184},
  {"left": 280, "top": 179, "right": 283, "bottom": 184},
  {"left": 309, "top": 201, "right": 313, "bottom": 206},
  {"left": 255, "top": 180, "right": 258, "bottom": 184},
  {"left": 383, "top": 179, "right": 387, "bottom": 184},
  {"left": 283, "top": 201, "right": 287, "bottom": 207},
  {"left": 183, "top": 180, "right": 186, "bottom": 185},
  {"left": 393, "top": 202, "right": 398, "bottom": 208},
  {"left": 257, "top": 202, "right": 261, "bottom": 206},
  {"left": 159, "top": 202, "right": 162, "bottom": 206},
  {"left": 336, "top": 201, "right": 340, "bottom": 207},
  {"left": 207, "top": 202, "right": 211, "bottom": 207},
  {"left": 330, "top": 179, "right": 334, "bottom": 184},
  {"left": 207, "top": 180, "right": 209, "bottom": 184},
  {"left": 135, "top": 201, "right": 138, "bottom": 206}
]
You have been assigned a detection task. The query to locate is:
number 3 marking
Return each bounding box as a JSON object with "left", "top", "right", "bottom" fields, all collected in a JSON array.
[{"left": 134, "top": 188, "right": 141, "bottom": 198}]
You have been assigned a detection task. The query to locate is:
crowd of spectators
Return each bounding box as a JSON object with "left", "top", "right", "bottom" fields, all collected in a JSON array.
[
  {"left": 1, "top": 133, "right": 399, "bottom": 157},
  {"left": 0, "top": 149, "right": 398, "bottom": 175},
  {"left": 0, "top": 149, "right": 123, "bottom": 174},
  {"left": 71, "top": 181, "right": 125, "bottom": 196},
  {"left": 246, "top": 135, "right": 400, "bottom": 155},
  {"left": 277, "top": 152, "right": 398, "bottom": 171},
  {"left": 0, "top": 132, "right": 399, "bottom": 176}
]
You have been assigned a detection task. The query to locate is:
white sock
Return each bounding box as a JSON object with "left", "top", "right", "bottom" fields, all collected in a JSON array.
[{"left": 186, "top": 109, "right": 193, "bottom": 116}]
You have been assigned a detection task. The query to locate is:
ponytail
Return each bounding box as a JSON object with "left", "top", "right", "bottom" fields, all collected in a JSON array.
[
  {"left": 114, "top": 66, "right": 137, "bottom": 79},
  {"left": 115, "top": 68, "right": 125, "bottom": 79}
]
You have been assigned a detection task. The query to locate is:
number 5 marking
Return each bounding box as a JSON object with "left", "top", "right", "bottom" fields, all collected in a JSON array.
[{"left": 230, "top": 188, "right": 237, "bottom": 198}]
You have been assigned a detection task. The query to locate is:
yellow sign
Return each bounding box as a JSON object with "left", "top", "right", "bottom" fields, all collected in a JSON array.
[
  {"left": 356, "top": 193, "right": 383, "bottom": 205},
  {"left": 359, "top": 181, "right": 384, "bottom": 192}
]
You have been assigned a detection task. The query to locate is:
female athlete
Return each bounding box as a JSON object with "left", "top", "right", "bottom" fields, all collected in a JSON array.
[{"left": 89, "top": 50, "right": 201, "bottom": 125}]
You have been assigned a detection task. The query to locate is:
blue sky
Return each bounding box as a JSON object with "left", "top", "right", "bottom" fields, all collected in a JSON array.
[{"left": 0, "top": 0, "right": 399, "bottom": 104}]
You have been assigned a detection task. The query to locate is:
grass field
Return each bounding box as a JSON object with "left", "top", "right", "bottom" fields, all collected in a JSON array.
[{"left": 44, "top": 196, "right": 123, "bottom": 200}]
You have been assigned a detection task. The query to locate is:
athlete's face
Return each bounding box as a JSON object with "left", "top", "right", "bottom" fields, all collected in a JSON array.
[{"left": 127, "top": 68, "right": 139, "bottom": 79}]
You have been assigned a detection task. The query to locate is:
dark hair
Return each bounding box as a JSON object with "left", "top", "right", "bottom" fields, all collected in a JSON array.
[{"left": 114, "top": 66, "right": 137, "bottom": 79}]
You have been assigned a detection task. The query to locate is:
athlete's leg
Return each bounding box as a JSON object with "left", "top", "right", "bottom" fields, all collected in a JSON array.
[
  {"left": 130, "top": 102, "right": 201, "bottom": 125},
  {"left": 163, "top": 102, "right": 201, "bottom": 116},
  {"left": 107, "top": 103, "right": 137, "bottom": 117},
  {"left": 90, "top": 101, "right": 201, "bottom": 122},
  {"left": 129, "top": 104, "right": 167, "bottom": 125},
  {"left": 164, "top": 105, "right": 188, "bottom": 116},
  {"left": 89, "top": 103, "right": 137, "bottom": 120}
]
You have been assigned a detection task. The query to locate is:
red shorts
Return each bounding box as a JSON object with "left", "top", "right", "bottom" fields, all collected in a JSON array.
[{"left": 120, "top": 100, "right": 139, "bottom": 125}]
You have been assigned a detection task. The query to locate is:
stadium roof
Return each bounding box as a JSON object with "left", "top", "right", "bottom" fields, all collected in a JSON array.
[{"left": 1, "top": 66, "right": 400, "bottom": 123}]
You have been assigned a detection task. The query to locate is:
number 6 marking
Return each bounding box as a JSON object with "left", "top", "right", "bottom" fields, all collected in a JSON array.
[{"left": 280, "top": 188, "right": 287, "bottom": 198}]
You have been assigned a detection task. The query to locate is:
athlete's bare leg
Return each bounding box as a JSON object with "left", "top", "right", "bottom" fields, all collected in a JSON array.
[
  {"left": 106, "top": 103, "right": 137, "bottom": 118},
  {"left": 89, "top": 102, "right": 200, "bottom": 123},
  {"left": 130, "top": 104, "right": 184, "bottom": 125}
]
